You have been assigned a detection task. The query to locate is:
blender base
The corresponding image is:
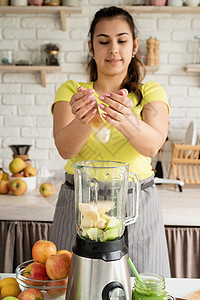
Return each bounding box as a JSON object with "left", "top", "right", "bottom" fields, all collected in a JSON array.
[{"left": 65, "top": 237, "right": 131, "bottom": 300}]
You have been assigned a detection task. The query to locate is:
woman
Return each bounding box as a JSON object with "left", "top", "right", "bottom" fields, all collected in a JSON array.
[{"left": 50, "top": 6, "right": 171, "bottom": 277}]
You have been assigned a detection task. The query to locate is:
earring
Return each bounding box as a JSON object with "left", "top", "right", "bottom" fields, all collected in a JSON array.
[
  {"left": 132, "top": 54, "right": 135, "bottom": 58},
  {"left": 93, "top": 57, "right": 95, "bottom": 60}
]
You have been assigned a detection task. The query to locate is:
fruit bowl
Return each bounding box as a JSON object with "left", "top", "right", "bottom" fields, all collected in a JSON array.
[
  {"left": 10, "top": 176, "right": 37, "bottom": 191},
  {"left": 16, "top": 260, "right": 68, "bottom": 299}
]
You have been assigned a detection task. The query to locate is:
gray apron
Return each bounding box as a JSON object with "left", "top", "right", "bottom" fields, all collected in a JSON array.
[{"left": 50, "top": 173, "right": 171, "bottom": 278}]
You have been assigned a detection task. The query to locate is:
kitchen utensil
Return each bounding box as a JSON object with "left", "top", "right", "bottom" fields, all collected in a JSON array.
[
  {"left": 185, "top": 289, "right": 200, "bottom": 299},
  {"left": 16, "top": 259, "right": 68, "bottom": 298},
  {"left": 127, "top": 258, "right": 143, "bottom": 283},
  {"left": 184, "top": 121, "right": 197, "bottom": 146},
  {"left": 9, "top": 144, "right": 32, "bottom": 155},
  {"left": 66, "top": 160, "right": 141, "bottom": 300}
]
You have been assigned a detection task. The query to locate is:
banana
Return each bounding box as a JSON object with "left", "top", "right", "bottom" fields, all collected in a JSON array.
[{"left": 0, "top": 168, "right": 10, "bottom": 181}]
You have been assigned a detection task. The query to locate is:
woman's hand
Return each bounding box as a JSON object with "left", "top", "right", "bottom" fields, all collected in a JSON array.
[
  {"left": 69, "top": 86, "right": 97, "bottom": 125},
  {"left": 98, "top": 88, "right": 168, "bottom": 157},
  {"left": 98, "top": 89, "right": 134, "bottom": 130}
]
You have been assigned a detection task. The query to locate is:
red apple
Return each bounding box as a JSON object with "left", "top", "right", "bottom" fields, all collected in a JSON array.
[
  {"left": 18, "top": 288, "right": 44, "bottom": 300},
  {"left": 57, "top": 249, "right": 72, "bottom": 258},
  {"left": 39, "top": 182, "right": 55, "bottom": 197},
  {"left": 46, "top": 253, "right": 71, "bottom": 280},
  {"left": 46, "top": 279, "right": 68, "bottom": 297},
  {"left": 23, "top": 262, "right": 49, "bottom": 286},
  {"left": 32, "top": 240, "right": 57, "bottom": 265},
  {"left": 9, "top": 179, "right": 27, "bottom": 196}
]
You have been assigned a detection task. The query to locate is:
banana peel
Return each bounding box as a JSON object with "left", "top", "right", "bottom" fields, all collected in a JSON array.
[{"left": 0, "top": 168, "right": 10, "bottom": 194}]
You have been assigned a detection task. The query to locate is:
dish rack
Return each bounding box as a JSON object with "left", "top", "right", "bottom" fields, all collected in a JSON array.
[{"left": 168, "top": 143, "right": 200, "bottom": 184}]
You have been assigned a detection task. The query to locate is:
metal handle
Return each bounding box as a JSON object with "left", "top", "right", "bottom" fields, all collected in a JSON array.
[{"left": 125, "top": 172, "right": 140, "bottom": 226}]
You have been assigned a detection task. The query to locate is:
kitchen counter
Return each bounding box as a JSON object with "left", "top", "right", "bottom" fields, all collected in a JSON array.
[
  {"left": 157, "top": 184, "right": 200, "bottom": 226},
  {"left": 0, "top": 181, "right": 199, "bottom": 225},
  {"left": 0, "top": 188, "right": 58, "bottom": 222},
  {"left": 0, "top": 273, "right": 200, "bottom": 299},
  {"left": 0, "top": 181, "right": 200, "bottom": 277}
]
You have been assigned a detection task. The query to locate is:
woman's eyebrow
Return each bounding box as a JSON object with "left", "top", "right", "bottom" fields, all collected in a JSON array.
[{"left": 96, "top": 32, "right": 129, "bottom": 38}]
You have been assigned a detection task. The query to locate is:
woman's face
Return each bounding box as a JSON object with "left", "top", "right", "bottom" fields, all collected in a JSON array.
[{"left": 89, "top": 17, "right": 139, "bottom": 79}]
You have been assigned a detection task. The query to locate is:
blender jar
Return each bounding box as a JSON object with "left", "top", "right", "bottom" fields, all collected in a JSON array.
[{"left": 73, "top": 160, "right": 140, "bottom": 242}]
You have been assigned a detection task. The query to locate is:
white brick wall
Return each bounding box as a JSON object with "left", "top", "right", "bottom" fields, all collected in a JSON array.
[{"left": 0, "top": 1, "right": 200, "bottom": 179}]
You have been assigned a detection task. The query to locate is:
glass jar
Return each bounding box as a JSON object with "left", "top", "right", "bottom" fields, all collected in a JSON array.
[
  {"left": 132, "top": 273, "right": 168, "bottom": 300},
  {"left": 193, "top": 35, "right": 200, "bottom": 64}
]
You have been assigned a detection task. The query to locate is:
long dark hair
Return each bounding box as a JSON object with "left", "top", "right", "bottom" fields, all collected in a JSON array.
[{"left": 87, "top": 6, "right": 146, "bottom": 105}]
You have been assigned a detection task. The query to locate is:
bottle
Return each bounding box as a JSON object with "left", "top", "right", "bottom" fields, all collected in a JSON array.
[
  {"left": 154, "top": 39, "right": 160, "bottom": 66},
  {"left": 132, "top": 273, "right": 168, "bottom": 300},
  {"left": 146, "top": 37, "right": 156, "bottom": 66}
]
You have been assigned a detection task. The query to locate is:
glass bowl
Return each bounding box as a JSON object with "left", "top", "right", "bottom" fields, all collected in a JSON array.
[{"left": 15, "top": 260, "right": 68, "bottom": 299}]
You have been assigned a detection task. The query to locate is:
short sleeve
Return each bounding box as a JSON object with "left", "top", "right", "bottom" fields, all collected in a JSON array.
[
  {"left": 51, "top": 80, "right": 80, "bottom": 113},
  {"left": 141, "top": 81, "right": 170, "bottom": 114}
]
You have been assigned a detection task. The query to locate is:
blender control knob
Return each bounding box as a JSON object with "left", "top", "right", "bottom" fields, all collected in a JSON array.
[{"left": 102, "top": 281, "right": 126, "bottom": 300}]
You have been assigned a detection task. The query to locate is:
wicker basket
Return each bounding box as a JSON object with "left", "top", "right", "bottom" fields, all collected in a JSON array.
[{"left": 0, "top": 0, "right": 9, "bottom": 5}]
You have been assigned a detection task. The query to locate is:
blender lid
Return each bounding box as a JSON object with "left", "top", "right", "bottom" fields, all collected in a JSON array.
[{"left": 9, "top": 144, "right": 32, "bottom": 155}]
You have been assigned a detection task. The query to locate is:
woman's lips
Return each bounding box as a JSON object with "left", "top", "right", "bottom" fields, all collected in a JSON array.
[{"left": 106, "top": 59, "right": 122, "bottom": 64}]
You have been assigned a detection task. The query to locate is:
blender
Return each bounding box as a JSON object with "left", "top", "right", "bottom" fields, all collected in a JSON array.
[{"left": 65, "top": 160, "right": 141, "bottom": 300}]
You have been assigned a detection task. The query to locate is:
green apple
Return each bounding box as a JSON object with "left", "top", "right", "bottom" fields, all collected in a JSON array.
[
  {"left": 86, "top": 228, "right": 104, "bottom": 241},
  {"left": 39, "top": 182, "right": 55, "bottom": 197},
  {"left": 105, "top": 216, "right": 121, "bottom": 231},
  {"left": 3, "top": 297, "right": 19, "bottom": 300},
  {"left": 103, "top": 228, "right": 119, "bottom": 241},
  {"left": 9, "top": 158, "right": 26, "bottom": 174}
]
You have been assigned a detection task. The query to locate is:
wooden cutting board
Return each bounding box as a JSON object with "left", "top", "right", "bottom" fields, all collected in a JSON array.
[{"left": 185, "top": 290, "right": 200, "bottom": 299}]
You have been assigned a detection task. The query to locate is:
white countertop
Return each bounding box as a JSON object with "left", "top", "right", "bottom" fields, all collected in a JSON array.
[
  {"left": 157, "top": 184, "right": 200, "bottom": 226},
  {"left": 0, "top": 189, "right": 58, "bottom": 222},
  {"left": 0, "top": 273, "right": 200, "bottom": 298},
  {"left": 0, "top": 181, "right": 199, "bottom": 225}
]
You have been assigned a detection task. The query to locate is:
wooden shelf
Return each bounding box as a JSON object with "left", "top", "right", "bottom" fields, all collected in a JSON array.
[
  {"left": 184, "top": 64, "right": 200, "bottom": 72},
  {"left": 0, "top": 65, "right": 62, "bottom": 87},
  {"left": 122, "top": 5, "right": 200, "bottom": 14},
  {"left": 0, "top": 6, "right": 82, "bottom": 31}
]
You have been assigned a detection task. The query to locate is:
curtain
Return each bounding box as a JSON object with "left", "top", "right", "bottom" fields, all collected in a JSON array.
[
  {"left": 0, "top": 221, "right": 200, "bottom": 278},
  {"left": 0, "top": 221, "right": 52, "bottom": 273},
  {"left": 165, "top": 226, "right": 200, "bottom": 278}
]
